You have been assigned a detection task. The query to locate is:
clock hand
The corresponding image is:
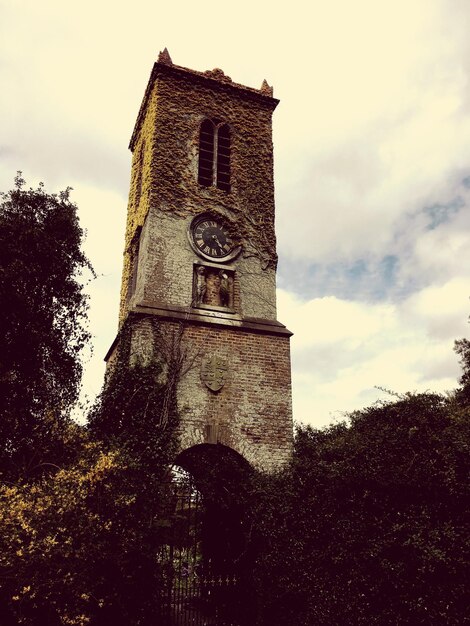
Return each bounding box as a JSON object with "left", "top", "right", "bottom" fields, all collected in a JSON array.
[{"left": 211, "top": 234, "right": 224, "bottom": 250}]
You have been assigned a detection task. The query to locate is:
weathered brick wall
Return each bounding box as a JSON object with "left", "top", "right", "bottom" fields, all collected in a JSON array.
[{"left": 129, "top": 318, "right": 293, "bottom": 472}]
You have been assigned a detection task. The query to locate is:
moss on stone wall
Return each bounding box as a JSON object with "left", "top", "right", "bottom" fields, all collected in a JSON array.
[
  {"left": 118, "top": 85, "right": 159, "bottom": 322},
  {"left": 119, "top": 60, "right": 279, "bottom": 323}
]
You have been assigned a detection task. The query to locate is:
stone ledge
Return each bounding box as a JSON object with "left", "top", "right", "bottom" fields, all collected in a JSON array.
[{"left": 104, "top": 302, "right": 293, "bottom": 362}]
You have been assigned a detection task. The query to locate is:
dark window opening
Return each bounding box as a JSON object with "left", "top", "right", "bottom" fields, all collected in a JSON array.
[
  {"left": 198, "top": 120, "right": 215, "bottom": 187},
  {"left": 216, "top": 124, "right": 231, "bottom": 192},
  {"left": 128, "top": 226, "right": 142, "bottom": 303},
  {"left": 198, "top": 119, "right": 231, "bottom": 192}
]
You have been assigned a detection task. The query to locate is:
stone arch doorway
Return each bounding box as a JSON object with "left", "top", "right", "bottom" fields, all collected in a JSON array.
[
  {"left": 176, "top": 444, "right": 253, "bottom": 582},
  {"left": 162, "top": 444, "right": 254, "bottom": 626}
]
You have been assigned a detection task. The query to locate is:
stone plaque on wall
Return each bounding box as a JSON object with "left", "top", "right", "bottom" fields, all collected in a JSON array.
[{"left": 201, "top": 355, "right": 228, "bottom": 392}]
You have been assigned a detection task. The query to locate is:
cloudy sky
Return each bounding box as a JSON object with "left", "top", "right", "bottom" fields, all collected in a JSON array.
[{"left": 2, "top": 0, "right": 470, "bottom": 428}]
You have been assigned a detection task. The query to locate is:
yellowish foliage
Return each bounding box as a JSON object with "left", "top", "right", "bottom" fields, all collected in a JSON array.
[{"left": 0, "top": 442, "right": 128, "bottom": 625}]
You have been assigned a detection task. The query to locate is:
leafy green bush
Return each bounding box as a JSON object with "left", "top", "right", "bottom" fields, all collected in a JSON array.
[{"left": 251, "top": 389, "right": 469, "bottom": 625}]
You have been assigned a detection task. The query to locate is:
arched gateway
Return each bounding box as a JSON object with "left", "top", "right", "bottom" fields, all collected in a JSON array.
[{"left": 105, "top": 49, "right": 293, "bottom": 624}]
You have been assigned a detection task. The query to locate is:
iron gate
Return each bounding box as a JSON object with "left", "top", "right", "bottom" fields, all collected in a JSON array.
[{"left": 159, "top": 468, "right": 242, "bottom": 626}]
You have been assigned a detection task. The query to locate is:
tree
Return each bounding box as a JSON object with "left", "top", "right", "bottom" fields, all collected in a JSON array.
[
  {"left": 0, "top": 181, "right": 185, "bottom": 624},
  {"left": 0, "top": 174, "right": 92, "bottom": 481},
  {"left": 83, "top": 321, "right": 183, "bottom": 625},
  {"left": 454, "top": 338, "right": 470, "bottom": 405},
  {"left": 251, "top": 390, "right": 469, "bottom": 626},
  {"left": 0, "top": 325, "right": 183, "bottom": 626}
]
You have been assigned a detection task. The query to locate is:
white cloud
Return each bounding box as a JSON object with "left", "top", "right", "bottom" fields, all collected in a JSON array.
[
  {"left": 399, "top": 278, "right": 470, "bottom": 339},
  {"left": 279, "top": 282, "right": 469, "bottom": 428},
  {"left": 274, "top": 1, "right": 470, "bottom": 268}
]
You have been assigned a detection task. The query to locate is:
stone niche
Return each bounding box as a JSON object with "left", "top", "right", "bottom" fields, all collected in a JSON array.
[{"left": 192, "top": 263, "right": 235, "bottom": 312}]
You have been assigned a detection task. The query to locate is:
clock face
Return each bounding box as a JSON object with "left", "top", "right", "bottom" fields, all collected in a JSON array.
[{"left": 191, "top": 216, "right": 235, "bottom": 260}]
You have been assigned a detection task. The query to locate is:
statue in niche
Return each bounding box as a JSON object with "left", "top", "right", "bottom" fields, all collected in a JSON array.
[
  {"left": 205, "top": 269, "right": 228, "bottom": 307},
  {"left": 195, "top": 266, "right": 207, "bottom": 304},
  {"left": 194, "top": 266, "right": 232, "bottom": 308},
  {"left": 220, "top": 272, "right": 230, "bottom": 305}
]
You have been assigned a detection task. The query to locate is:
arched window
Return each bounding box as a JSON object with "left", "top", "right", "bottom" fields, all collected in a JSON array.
[
  {"left": 198, "top": 120, "right": 215, "bottom": 187},
  {"left": 198, "top": 120, "right": 231, "bottom": 192}
]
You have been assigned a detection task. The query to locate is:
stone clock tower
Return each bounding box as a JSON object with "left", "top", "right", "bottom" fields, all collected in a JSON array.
[{"left": 106, "top": 49, "right": 293, "bottom": 472}]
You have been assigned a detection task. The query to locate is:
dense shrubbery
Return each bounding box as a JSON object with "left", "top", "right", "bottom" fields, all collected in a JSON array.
[
  {"left": 84, "top": 326, "right": 182, "bottom": 625},
  {"left": 0, "top": 337, "right": 181, "bottom": 626},
  {"left": 250, "top": 387, "right": 469, "bottom": 625}
]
